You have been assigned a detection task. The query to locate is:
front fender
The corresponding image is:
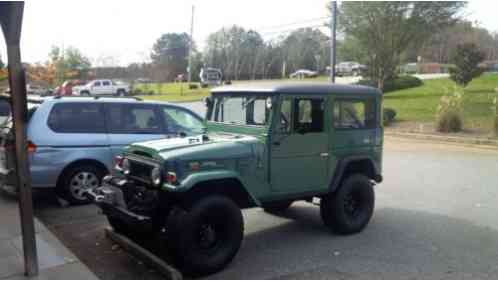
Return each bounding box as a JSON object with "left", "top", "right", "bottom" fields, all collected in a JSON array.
[{"left": 162, "top": 170, "right": 261, "bottom": 206}]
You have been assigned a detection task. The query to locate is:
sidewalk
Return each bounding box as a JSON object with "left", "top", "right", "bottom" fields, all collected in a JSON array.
[{"left": 0, "top": 192, "right": 97, "bottom": 280}]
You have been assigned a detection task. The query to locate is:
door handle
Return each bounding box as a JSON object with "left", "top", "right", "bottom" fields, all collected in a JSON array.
[{"left": 320, "top": 152, "right": 329, "bottom": 158}]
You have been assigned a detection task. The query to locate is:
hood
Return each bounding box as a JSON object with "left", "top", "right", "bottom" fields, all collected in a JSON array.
[{"left": 127, "top": 133, "right": 263, "bottom": 162}]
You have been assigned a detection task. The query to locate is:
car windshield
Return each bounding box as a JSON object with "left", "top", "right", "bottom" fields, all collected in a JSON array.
[{"left": 208, "top": 96, "right": 270, "bottom": 126}]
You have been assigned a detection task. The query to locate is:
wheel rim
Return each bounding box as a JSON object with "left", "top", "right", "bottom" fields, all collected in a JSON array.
[
  {"left": 197, "top": 222, "right": 219, "bottom": 251},
  {"left": 344, "top": 190, "right": 363, "bottom": 219},
  {"left": 69, "top": 171, "right": 99, "bottom": 200}
]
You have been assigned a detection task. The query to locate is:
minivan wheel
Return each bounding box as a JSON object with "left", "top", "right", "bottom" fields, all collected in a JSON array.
[
  {"left": 320, "top": 174, "right": 374, "bottom": 235},
  {"left": 57, "top": 164, "right": 105, "bottom": 205},
  {"left": 168, "top": 195, "right": 244, "bottom": 276}
]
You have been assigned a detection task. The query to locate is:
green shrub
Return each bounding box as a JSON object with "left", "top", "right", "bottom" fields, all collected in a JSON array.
[
  {"left": 383, "top": 108, "right": 397, "bottom": 126},
  {"left": 357, "top": 76, "right": 423, "bottom": 93},
  {"left": 436, "top": 90, "right": 464, "bottom": 133}
]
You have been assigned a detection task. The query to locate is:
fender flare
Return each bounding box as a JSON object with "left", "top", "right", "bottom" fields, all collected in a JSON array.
[
  {"left": 175, "top": 170, "right": 261, "bottom": 206},
  {"left": 329, "top": 155, "right": 382, "bottom": 193}
]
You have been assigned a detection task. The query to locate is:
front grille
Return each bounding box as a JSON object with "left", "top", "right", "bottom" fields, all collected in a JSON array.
[{"left": 129, "top": 160, "right": 153, "bottom": 184}]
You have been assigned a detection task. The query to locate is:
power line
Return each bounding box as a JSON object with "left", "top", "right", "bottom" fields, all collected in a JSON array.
[
  {"left": 255, "top": 16, "right": 331, "bottom": 33},
  {"left": 261, "top": 24, "right": 329, "bottom": 39}
]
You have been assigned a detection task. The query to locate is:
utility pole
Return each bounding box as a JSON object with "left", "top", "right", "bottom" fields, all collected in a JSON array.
[
  {"left": 0, "top": 2, "right": 39, "bottom": 277},
  {"left": 188, "top": 5, "right": 195, "bottom": 83},
  {"left": 330, "top": 1, "right": 337, "bottom": 83}
]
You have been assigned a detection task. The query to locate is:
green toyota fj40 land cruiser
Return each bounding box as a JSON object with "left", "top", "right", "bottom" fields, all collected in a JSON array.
[{"left": 87, "top": 83, "right": 383, "bottom": 275}]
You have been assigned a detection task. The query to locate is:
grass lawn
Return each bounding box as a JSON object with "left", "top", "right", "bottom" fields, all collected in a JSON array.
[
  {"left": 134, "top": 76, "right": 331, "bottom": 102},
  {"left": 384, "top": 73, "right": 498, "bottom": 131},
  {"left": 135, "top": 83, "right": 211, "bottom": 103}
]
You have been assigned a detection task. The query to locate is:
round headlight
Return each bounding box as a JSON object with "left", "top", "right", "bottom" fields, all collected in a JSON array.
[
  {"left": 122, "top": 159, "right": 131, "bottom": 175},
  {"left": 151, "top": 167, "right": 161, "bottom": 186}
]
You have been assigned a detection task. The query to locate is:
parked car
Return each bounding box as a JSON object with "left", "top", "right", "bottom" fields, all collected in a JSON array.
[
  {"left": 26, "top": 84, "right": 51, "bottom": 96},
  {"left": 54, "top": 80, "right": 87, "bottom": 96},
  {"left": 200, "top": 67, "right": 222, "bottom": 87},
  {"left": 289, "top": 69, "right": 319, "bottom": 79},
  {"left": 87, "top": 83, "right": 384, "bottom": 275},
  {"left": 73, "top": 79, "right": 130, "bottom": 96},
  {"left": 0, "top": 96, "right": 204, "bottom": 204},
  {"left": 335, "top": 61, "right": 367, "bottom": 77}
]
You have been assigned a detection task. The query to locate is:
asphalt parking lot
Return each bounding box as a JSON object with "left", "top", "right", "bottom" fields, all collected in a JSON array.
[{"left": 31, "top": 137, "right": 498, "bottom": 279}]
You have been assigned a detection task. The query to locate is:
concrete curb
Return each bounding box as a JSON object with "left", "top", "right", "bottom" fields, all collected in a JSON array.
[
  {"left": 104, "top": 228, "right": 182, "bottom": 280},
  {"left": 385, "top": 131, "right": 498, "bottom": 147}
]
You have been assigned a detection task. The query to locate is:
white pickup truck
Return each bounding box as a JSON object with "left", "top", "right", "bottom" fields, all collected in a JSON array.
[{"left": 73, "top": 79, "right": 130, "bottom": 96}]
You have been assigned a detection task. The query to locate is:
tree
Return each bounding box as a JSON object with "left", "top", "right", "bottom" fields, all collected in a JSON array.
[
  {"left": 338, "top": 2, "right": 465, "bottom": 90},
  {"left": 449, "top": 43, "right": 485, "bottom": 87},
  {"left": 48, "top": 46, "right": 91, "bottom": 84},
  {"left": 150, "top": 33, "right": 191, "bottom": 81},
  {"left": 0, "top": 53, "right": 4, "bottom": 69},
  {"left": 280, "top": 28, "right": 330, "bottom": 75},
  {"left": 204, "top": 26, "right": 265, "bottom": 80}
]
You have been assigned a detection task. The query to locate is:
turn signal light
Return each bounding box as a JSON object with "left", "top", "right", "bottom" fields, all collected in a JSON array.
[
  {"left": 27, "top": 141, "right": 37, "bottom": 153},
  {"left": 165, "top": 172, "right": 177, "bottom": 184}
]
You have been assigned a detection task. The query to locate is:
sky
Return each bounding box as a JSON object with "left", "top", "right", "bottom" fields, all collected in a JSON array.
[{"left": 0, "top": 0, "right": 497, "bottom": 67}]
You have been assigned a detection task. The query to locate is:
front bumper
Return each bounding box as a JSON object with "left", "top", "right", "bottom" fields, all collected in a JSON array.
[{"left": 85, "top": 176, "right": 153, "bottom": 231}]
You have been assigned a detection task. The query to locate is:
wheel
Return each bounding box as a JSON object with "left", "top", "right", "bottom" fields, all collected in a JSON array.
[
  {"left": 80, "top": 91, "right": 90, "bottom": 96},
  {"left": 168, "top": 195, "right": 244, "bottom": 275},
  {"left": 57, "top": 164, "right": 106, "bottom": 205},
  {"left": 320, "top": 174, "right": 374, "bottom": 235},
  {"left": 263, "top": 200, "right": 293, "bottom": 213},
  {"left": 117, "top": 89, "right": 126, "bottom": 97},
  {"left": 352, "top": 70, "right": 359, "bottom": 77}
]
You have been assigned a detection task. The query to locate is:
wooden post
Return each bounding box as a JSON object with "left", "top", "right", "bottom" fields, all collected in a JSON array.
[{"left": 0, "top": 2, "right": 39, "bottom": 277}]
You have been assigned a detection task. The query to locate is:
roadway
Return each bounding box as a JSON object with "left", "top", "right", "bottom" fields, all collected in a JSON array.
[{"left": 32, "top": 137, "right": 498, "bottom": 279}]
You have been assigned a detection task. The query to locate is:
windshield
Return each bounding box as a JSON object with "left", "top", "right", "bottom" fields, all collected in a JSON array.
[{"left": 208, "top": 96, "right": 270, "bottom": 126}]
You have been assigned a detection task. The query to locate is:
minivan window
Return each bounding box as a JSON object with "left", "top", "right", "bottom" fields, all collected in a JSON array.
[
  {"left": 48, "top": 103, "right": 106, "bottom": 133},
  {"left": 107, "top": 104, "right": 162, "bottom": 134},
  {"left": 162, "top": 107, "right": 204, "bottom": 134}
]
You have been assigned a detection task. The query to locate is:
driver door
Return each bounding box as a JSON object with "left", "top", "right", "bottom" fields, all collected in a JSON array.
[{"left": 270, "top": 96, "right": 329, "bottom": 193}]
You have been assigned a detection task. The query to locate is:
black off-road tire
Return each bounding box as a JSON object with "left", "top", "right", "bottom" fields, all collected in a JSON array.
[
  {"left": 320, "top": 174, "right": 375, "bottom": 235},
  {"left": 56, "top": 164, "right": 106, "bottom": 205},
  {"left": 263, "top": 200, "right": 293, "bottom": 213},
  {"left": 168, "top": 195, "right": 244, "bottom": 276}
]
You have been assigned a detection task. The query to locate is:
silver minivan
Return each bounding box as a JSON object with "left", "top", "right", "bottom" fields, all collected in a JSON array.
[{"left": 0, "top": 96, "right": 204, "bottom": 204}]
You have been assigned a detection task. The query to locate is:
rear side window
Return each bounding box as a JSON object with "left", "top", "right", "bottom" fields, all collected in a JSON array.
[
  {"left": 48, "top": 103, "right": 106, "bottom": 133},
  {"left": 107, "top": 104, "right": 162, "bottom": 134},
  {"left": 333, "top": 99, "right": 377, "bottom": 129}
]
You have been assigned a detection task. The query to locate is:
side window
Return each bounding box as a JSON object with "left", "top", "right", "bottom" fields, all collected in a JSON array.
[
  {"left": 293, "top": 98, "right": 324, "bottom": 133},
  {"left": 333, "top": 99, "right": 376, "bottom": 129},
  {"left": 107, "top": 104, "right": 161, "bottom": 134},
  {"left": 279, "top": 99, "right": 292, "bottom": 133},
  {"left": 93, "top": 81, "right": 101, "bottom": 87},
  {"left": 162, "top": 107, "right": 204, "bottom": 134},
  {"left": 47, "top": 103, "right": 106, "bottom": 133},
  {"left": 102, "top": 81, "right": 111, "bottom": 86}
]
